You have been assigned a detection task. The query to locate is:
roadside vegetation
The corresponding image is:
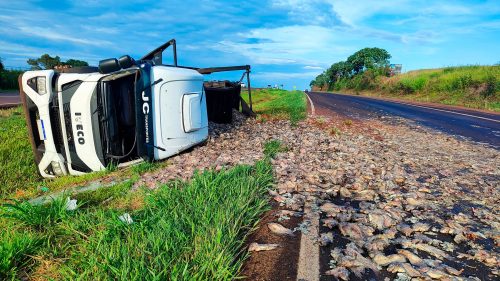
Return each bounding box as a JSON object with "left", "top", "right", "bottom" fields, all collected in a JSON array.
[
  {"left": 0, "top": 107, "right": 40, "bottom": 198},
  {"left": 0, "top": 55, "right": 89, "bottom": 91},
  {"left": 310, "top": 48, "right": 500, "bottom": 111},
  {"left": 243, "top": 88, "right": 307, "bottom": 124},
  {"left": 0, "top": 57, "right": 22, "bottom": 90},
  {"left": 355, "top": 66, "right": 499, "bottom": 111},
  {"left": 0, "top": 139, "right": 280, "bottom": 279}
]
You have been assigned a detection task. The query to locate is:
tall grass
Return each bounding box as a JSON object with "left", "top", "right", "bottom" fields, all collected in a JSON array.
[
  {"left": 0, "top": 139, "right": 280, "bottom": 279},
  {"left": 0, "top": 229, "right": 40, "bottom": 279},
  {"left": 243, "top": 89, "right": 307, "bottom": 124},
  {"left": 0, "top": 107, "right": 40, "bottom": 198},
  {"left": 331, "top": 65, "right": 500, "bottom": 111}
]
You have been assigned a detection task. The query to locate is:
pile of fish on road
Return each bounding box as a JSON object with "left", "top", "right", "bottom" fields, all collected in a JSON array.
[
  {"left": 269, "top": 116, "right": 499, "bottom": 280},
  {"left": 137, "top": 111, "right": 499, "bottom": 280}
]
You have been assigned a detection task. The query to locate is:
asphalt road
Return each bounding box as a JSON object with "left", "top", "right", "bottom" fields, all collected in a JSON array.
[
  {"left": 0, "top": 92, "right": 21, "bottom": 108},
  {"left": 308, "top": 92, "right": 500, "bottom": 149}
]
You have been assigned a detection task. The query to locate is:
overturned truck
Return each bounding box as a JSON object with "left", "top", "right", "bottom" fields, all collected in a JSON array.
[{"left": 19, "top": 39, "right": 253, "bottom": 178}]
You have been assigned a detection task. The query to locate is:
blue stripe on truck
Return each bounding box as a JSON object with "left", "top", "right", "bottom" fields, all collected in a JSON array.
[{"left": 41, "top": 119, "right": 47, "bottom": 140}]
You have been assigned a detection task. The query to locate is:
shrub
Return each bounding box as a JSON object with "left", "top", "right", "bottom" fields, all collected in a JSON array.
[
  {"left": 0, "top": 70, "right": 23, "bottom": 90},
  {"left": 481, "top": 74, "right": 497, "bottom": 98},
  {"left": 451, "top": 74, "right": 474, "bottom": 91},
  {"left": 358, "top": 70, "right": 377, "bottom": 90},
  {"left": 443, "top": 67, "right": 457, "bottom": 73},
  {"left": 1, "top": 197, "right": 70, "bottom": 231}
]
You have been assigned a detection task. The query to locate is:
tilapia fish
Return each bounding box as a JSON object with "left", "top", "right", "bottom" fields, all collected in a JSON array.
[
  {"left": 248, "top": 242, "right": 279, "bottom": 252},
  {"left": 325, "top": 267, "right": 350, "bottom": 280},
  {"left": 267, "top": 222, "right": 295, "bottom": 236}
]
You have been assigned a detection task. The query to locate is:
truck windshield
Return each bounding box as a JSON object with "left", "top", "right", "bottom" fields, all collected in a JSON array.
[{"left": 97, "top": 71, "right": 140, "bottom": 164}]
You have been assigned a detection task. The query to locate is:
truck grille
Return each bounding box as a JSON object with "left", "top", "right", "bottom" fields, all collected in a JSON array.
[
  {"left": 63, "top": 102, "right": 75, "bottom": 151},
  {"left": 49, "top": 98, "right": 65, "bottom": 154}
]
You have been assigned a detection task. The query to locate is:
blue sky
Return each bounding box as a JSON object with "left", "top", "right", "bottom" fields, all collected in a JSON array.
[{"left": 0, "top": 0, "right": 499, "bottom": 89}]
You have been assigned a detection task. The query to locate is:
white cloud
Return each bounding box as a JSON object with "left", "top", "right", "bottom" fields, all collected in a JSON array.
[
  {"left": 216, "top": 25, "right": 351, "bottom": 66},
  {"left": 18, "top": 26, "right": 112, "bottom": 46},
  {"left": 272, "top": 0, "right": 341, "bottom": 25},
  {"left": 272, "top": 0, "right": 500, "bottom": 33},
  {"left": 304, "top": 65, "right": 323, "bottom": 70},
  {"left": 0, "top": 40, "right": 103, "bottom": 66},
  {"left": 253, "top": 71, "right": 322, "bottom": 79}
]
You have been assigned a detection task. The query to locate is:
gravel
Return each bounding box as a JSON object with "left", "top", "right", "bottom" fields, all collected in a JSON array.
[{"left": 137, "top": 111, "right": 499, "bottom": 280}]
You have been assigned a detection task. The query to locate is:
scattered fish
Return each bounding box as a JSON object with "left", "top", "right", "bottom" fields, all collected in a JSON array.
[
  {"left": 319, "top": 232, "right": 334, "bottom": 246},
  {"left": 118, "top": 213, "right": 133, "bottom": 224},
  {"left": 65, "top": 197, "right": 78, "bottom": 211},
  {"left": 267, "top": 223, "right": 294, "bottom": 236},
  {"left": 325, "top": 267, "right": 350, "bottom": 280},
  {"left": 373, "top": 253, "right": 407, "bottom": 266},
  {"left": 248, "top": 242, "right": 279, "bottom": 252}
]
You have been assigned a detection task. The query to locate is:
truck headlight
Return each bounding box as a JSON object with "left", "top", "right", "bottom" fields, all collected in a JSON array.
[
  {"left": 37, "top": 77, "right": 47, "bottom": 95},
  {"left": 51, "top": 161, "right": 63, "bottom": 175}
]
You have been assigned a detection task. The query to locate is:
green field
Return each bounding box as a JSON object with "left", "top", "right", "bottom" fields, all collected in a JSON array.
[
  {"left": 0, "top": 107, "right": 42, "bottom": 199},
  {"left": 0, "top": 157, "right": 275, "bottom": 280},
  {"left": 334, "top": 65, "right": 500, "bottom": 111},
  {"left": 244, "top": 88, "right": 307, "bottom": 124}
]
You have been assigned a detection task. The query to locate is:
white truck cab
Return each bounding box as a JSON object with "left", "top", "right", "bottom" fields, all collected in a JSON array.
[
  {"left": 19, "top": 40, "right": 209, "bottom": 177},
  {"left": 20, "top": 39, "right": 253, "bottom": 178}
]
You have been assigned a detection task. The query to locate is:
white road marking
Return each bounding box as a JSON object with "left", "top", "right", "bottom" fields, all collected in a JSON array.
[
  {"left": 384, "top": 99, "right": 500, "bottom": 123},
  {"left": 305, "top": 92, "right": 315, "bottom": 116},
  {"left": 314, "top": 92, "right": 500, "bottom": 123}
]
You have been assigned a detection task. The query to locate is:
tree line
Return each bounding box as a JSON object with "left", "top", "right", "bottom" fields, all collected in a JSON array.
[
  {"left": 310, "top": 47, "right": 391, "bottom": 91},
  {"left": 0, "top": 55, "right": 89, "bottom": 90}
]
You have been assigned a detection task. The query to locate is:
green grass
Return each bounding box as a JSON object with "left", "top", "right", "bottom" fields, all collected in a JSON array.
[
  {"left": 332, "top": 65, "right": 500, "bottom": 111},
  {"left": 263, "top": 139, "right": 288, "bottom": 158},
  {"left": 0, "top": 145, "right": 277, "bottom": 279},
  {"left": 0, "top": 107, "right": 40, "bottom": 199},
  {"left": 0, "top": 228, "right": 41, "bottom": 279},
  {"left": 243, "top": 89, "right": 307, "bottom": 124}
]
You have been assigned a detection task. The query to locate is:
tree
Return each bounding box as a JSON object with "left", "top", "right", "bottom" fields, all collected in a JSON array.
[
  {"left": 28, "top": 54, "right": 62, "bottom": 70},
  {"left": 310, "top": 72, "right": 329, "bottom": 90},
  {"left": 27, "top": 54, "right": 89, "bottom": 70},
  {"left": 326, "top": 61, "right": 353, "bottom": 84},
  {"left": 346, "top": 47, "right": 391, "bottom": 74},
  {"left": 0, "top": 57, "right": 4, "bottom": 71},
  {"left": 65, "top": 59, "right": 89, "bottom": 67}
]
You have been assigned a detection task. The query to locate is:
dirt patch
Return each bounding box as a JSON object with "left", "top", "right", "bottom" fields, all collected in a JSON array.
[{"left": 240, "top": 202, "right": 302, "bottom": 281}]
